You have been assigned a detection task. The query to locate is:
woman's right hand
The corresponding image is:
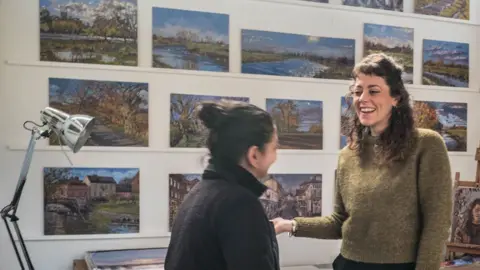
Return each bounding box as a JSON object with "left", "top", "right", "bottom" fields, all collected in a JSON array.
[{"left": 270, "top": 217, "right": 294, "bottom": 235}]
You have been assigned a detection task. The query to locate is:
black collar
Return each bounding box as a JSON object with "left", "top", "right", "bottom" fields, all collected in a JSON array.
[{"left": 202, "top": 163, "right": 267, "bottom": 197}]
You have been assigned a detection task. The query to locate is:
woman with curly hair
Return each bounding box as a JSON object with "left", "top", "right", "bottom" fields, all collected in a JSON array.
[{"left": 272, "top": 53, "right": 453, "bottom": 270}]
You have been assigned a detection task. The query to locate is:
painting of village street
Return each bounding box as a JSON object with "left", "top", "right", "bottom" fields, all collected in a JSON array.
[
  {"left": 152, "top": 7, "right": 229, "bottom": 72},
  {"left": 44, "top": 167, "right": 140, "bottom": 235},
  {"left": 414, "top": 0, "right": 469, "bottom": 20},
  {"left": 266, "top": 99, "right": 323, "bottom": 149},
  {"left": 363, "top": 23, "right": 414, "bottom": 84},
  {"left": 340, "top": 96, "right": 353, "bottom": 149},
  {"left": 343, "top": 0, "right": 403, "bottom": 11},
  {"left": 413, "top": 100, "right": 467, "bottom": 151},
  {"left": 49, "top": 78, "right": 149, "bottom": 147},
  {"left": 168, "top": 174, "right": 201, "bottom": 230},
  {"left": 422, "top": 39, "right": 469, "bottom": 88},
  {"left": 40, "top": 0, "right": 138, "bottom": 66},
  {"left": 170, "top": 93, "right": 249, "bottom": 148},
  {"left": 260, "top": 174, "right": 323, "bottom": 220},
  {"left": 241, "top": 30, "right": 355, "bottom": 80}
]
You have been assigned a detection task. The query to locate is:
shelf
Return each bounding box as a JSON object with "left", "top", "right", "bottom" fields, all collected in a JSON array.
[{"left": 17, "top": 233, "right": 170, "bottom": 242}]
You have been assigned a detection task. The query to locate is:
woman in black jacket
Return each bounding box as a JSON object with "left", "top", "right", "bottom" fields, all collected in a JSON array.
[{"left": 165, "top": 99, "right": 280, "bottom": 270}]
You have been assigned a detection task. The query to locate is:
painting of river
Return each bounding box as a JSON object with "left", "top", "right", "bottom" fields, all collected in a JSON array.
[
  {"left": 343, "top": 0, "right": 403, "bottom": 11},
  {"left": 266, "top": 98, "right": 323, "bottom": 149},
  {"left": 364, "top": 23, "right": 414, "bottom": 84},
  {"left": 49, "top": 78, "right": 149, "bottom": 147},
  {"left": 414, "top": 0, "right": 469, "bottom": 20},
  {"left": 340, "top": 96, "right": 353, "bottom": 149},
  {"left": 422, "top": 39, "right": 469, "bottom": 88},
  {"left": 413, "top": 100, "right": 467, "bottom": 152},
  {"left": 152, "top": 7, "right": 229, "bottom": 72},
  {"left": 169, "top": 174, "right": 201, "bottom": 231},
  {"left": 44, "top": 167, "right": 140, "bottom": 235},
  {"left": 40, "top": 0, "right": 138, "bottom": 66},
  {"left": 241, "top": 29, "right": 355, "bottom": 80}
]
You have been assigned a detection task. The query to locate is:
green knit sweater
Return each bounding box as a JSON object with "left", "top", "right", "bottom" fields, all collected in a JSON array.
[{"left": 294, "top": 128, "right": 453, "bottom": 270}]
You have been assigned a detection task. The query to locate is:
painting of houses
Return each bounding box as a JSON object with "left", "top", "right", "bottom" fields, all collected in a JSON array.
[
  {"left": 342, "top": 0, "right": 403, "bottom": 11},
  {"left": 413, "top": 100, "right": 467, "bottom": 151},
  {"left": 340, "top": 96, "right": 353, "bottom": 149},
  {"left": 260, "top": 174, "right": 322, "bottom": 220},
  {"left": 168, "top": 174, "right": 201, "bottom": 230},
  {"left": 414, "top": 0, "right": 469, "bottom": 20},
  {"left": 49, "top": 77, "right": 149, "bottom": 147},
  {"left": 44, "top": 167, "right": 140, "bottom": 235},
  {"left": 170, "top": 93, "right": 249, "bottom": 148},
  {"left": 266, "top": 98, "right": 323, "bottom": 149},
  {"left": 40, "top": 0, "right": 138, "bottom": 66}
]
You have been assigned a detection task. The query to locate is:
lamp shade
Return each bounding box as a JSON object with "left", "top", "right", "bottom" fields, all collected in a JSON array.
[{"left": 40, "top": 107, "right": 95, "bottom": 153}]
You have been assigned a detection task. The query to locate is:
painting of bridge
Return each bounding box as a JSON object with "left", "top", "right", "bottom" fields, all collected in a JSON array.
[{"left": 43, "top": 167, "right": 140, "bottom": 235}]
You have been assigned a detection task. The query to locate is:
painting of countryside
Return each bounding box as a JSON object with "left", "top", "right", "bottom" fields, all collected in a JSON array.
[
  {"left": 413, "top": 100, "right": 467, "bottom": 152},
  {"left": 169, "top": 174, "right": 201, "bottom": 230},
  {"left": 170, "top": 94, "right": 249, "bottom": 148},
  {"left": 414, "top": 0, "right": 469, "bottom": 20},
  {"left": 260, "top": 174, "right": 322, "bottom": 220},
  {"left": 422, "top": 39, "right": 469, "bottom": 88},
  {"left": 241, "top": 30, "right": 355, "bottom": 80},
  {"left": 152, "top": 7, "right": 229, "bottom": 72},
  {"left": 40, "top": 0, "right": 138, "bottom": 65},
  {"left": 343, "top": 0, "right": 403, "bottom": 11},
  {"left": 266, "top": 99, "right": 323, "bottom": 150},
  {"left": 49, "top": 78, "right": 149, "bottom": 147},
  {"left": 44, "top": 167, "right": 140, "bottom": 235},
  {"left": 364, "top": 23, "right": 414, "bottom": 84},
  {"left": 340, "top": 96, "right": 353, "bottom": 149}
]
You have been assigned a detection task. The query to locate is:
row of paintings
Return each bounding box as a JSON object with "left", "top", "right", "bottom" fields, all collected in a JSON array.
[
  {"left": 39, "top": 3, "right": 470, "bottom": 88},
  {"left": 48, "top": 77, "right": 468, "bottom": 152}
]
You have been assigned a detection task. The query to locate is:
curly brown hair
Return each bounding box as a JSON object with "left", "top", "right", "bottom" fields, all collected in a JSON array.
[{"left": 343, "top": 53, "right": 415, "bottom": 164}]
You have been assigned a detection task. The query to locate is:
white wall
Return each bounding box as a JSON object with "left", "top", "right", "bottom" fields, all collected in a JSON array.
[{"left": 1, "top": 0, "right": 480, "bottom": 270}]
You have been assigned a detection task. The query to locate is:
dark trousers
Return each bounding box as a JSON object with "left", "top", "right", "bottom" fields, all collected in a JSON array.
[{"left": 333, "top": 254, "right": 416, "bottom": 270}]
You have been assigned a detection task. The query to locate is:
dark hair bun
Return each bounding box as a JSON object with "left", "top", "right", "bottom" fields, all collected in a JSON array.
[{"left": 197, "top": 101, "right": 228, "bottom": 129}]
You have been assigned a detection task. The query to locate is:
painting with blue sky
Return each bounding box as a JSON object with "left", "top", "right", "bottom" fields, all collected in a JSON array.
[
  {"left": 340, "top": 96, "right": 353, "bottom": 149},
  {"left": 152, "top": 7, "right": 229, "bottom": 72},
  {"left": 413, "top": 100, "right": 467, "bottom": 151},
  {"left": 364, "top": 23, "right": 414, "bottom": 84},
  {"left": 43, "top": 167, "right": 140, "bottom": 235},
  {"left": 422, "top": 39, "right": 469, "bottom": 88},
  {"left": 86, "top": 247, "right": 167, "bottom": 268},
  {"left": 343, "top": 0, "right": 403, "bottom": 11},
  {"left": 241, "top": 29, "right": 355, "bottom": 80},
  {"left": 169, "top": 174, "right": 202, "bottom": 230},
  {"left": 266, "top": 99, "right": 323, "bottom": 149},
  {"left": 40, "top": 0, "right": 137, "bottom": 65},
  {"left": 170, "top": 94, "right": 249, "bottom": 148},
  {"left": 49, "top": 77, "right": 149, "bottom": 147},
  {"left": 414, "top": 0, "right": 469, "bottom": 20}
]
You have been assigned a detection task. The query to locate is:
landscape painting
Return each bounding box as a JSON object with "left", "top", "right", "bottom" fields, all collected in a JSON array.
[
  {"left": 302, "top": 0, "right": 328, "bottom": 2},
  {"left": 44, "top": 167, "right": 140, "bottom": 235},
  {"left": 49, "top": 78, "right": 149, "bottom": 147},
  {"left": 260, "top": 174, "right": 323, "bottom": 220},
  {"left": 85, "top": 247, "right": 167, "bottom": 269},
  {"left": 452, "top": 187, "right": 480, "bottom": 247},
  {"left": 170, "top": 93, "right": 249, "bottom": 148},
  {"left": 241, "top": 29, "right": 355, "bottom": 80},
  {"left": 340, "top": 96, "right": 353, "bottom": 149},
  {"left": 266, "top": 99, "right": 323, "bottom": 149},
  {"left": 169, "top": 174, "right": 201, "bottom": 230},
  {"left": 413, "top": 100, "right": 467, "bottom": 151},
  {"left": 343, "top": 0, "right": 403, "bottom": 11},
  {"left": 40, "top": 0, "right": 138, "bottom": 65},
  {"left": 414, "top": 0, "right": 469, "bottom": 20},
  {"left": 363, "top": 23, "right": 414, "bottom": 84},
  {"left": 422, "top": 39, "right": 469, "bottom": 88},
  {"left": 152, "top": 7, "right": 229, "bottom": 72}
]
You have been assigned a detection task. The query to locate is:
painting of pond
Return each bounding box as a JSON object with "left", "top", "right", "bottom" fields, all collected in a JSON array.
[
  {"left": 422, "top": 39, "right": 469, "bottom": 88},
  {"left": 343, "top": 0, "right": 403, "bottom": 11},
  {"left": 413, "top": 100, "right": 467, "bottom": 152},
  {"left": 241, "top": 29, "right": 355, "bottom": 80},
  {"left": 152, "top": 7, "right": 229, "bottom": 72}
]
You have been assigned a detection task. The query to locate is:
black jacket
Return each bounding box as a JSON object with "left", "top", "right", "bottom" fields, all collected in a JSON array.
[{"left": 164, "top": 163, "right": 280, "bottom": 270}]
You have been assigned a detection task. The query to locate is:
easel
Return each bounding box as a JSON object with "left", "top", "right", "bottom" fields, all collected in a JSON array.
[{"left": 445, "top": 144, "right": 480, "bottom": 260}]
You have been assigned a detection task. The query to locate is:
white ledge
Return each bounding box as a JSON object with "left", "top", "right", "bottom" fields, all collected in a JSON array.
[{"left": 16, "top": 233, "right": 170, "bottom": 242}]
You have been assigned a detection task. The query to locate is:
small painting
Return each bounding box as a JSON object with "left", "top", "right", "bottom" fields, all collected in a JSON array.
[
  {"left": 266, "top": 98, "right": 323, "bottom": 149},
  {"left": 343, "top": 0, "right": 403, "bottom": 11},
  {"left": 414, "top": 0, "right": 469, "bottom": 20},
  {"left": 363, "top": 23, "right": 414, "bottom": 84},
  {"left": 340, "top": 96, "right": 353, "bottom": 149},
  {"left": 452, "top": 187, "right": 480, "bottom": 247},
  {"left": 260, "top": 174, "right": 322, "bottom": 220},
  {"left": 302, "top": 0, "right": 328, "bottom": 2},
  {"left": 241, "top": 29, "right": 355, "bottom": 80},
  {"left": 85, "top": 248, "right": 167, "bottom": 269},
  {"left": 44, "top": 167, "right": 140, "bottom": 235},
  {"left": 413, "top": 100, "right": 467, "bottom": 152},
  {"left": 170, "top": 93, "right": 249, "bottom": 148},
  {"left": 40, "top": 0, "right": 138, "bottom": 66},
  {"left": 49, "top": 78, "right": 149, "bottom": 147},
  {"left": 169, "top": 174, "right": 201, "bottom": 230},
  {"left": 422, "top": 39, "right": 469, "bottom": 88},
  {"left": 152, "top": 7, "right": 229, "bottom": 72}
]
